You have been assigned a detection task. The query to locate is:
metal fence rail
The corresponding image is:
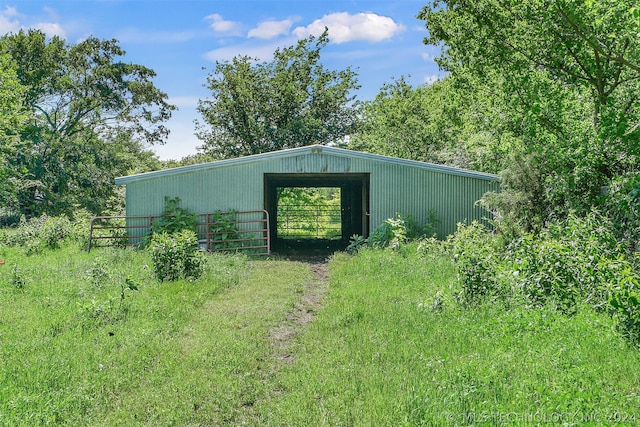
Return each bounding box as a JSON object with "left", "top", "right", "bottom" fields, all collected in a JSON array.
[
  {"left": 89, "top": 210, "right": 270, "bottom": 255},
  {"left": 278, "top": 204, "right": 341, "bottom": 240}
]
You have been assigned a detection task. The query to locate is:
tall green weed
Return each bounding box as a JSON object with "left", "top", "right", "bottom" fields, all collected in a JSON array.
[
  {"left": 445, "top": 221, "right": 506, "bottom": 304},
  {"left": 3, "top": 215, "right": 82, "bottom": 254},
  {"left": 150, "top": 230, "right": 206, "bottom": 282},
  {"left": 150, "top": 196, "right": 197, "bottom": 236},
  {"left": 602, "top": 172, "right": 640, "bottom": 259},
  {"left": 440, "top": 211, "right": 640, "bottom": 344}
]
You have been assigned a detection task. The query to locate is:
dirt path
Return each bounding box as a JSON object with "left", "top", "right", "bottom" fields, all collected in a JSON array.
[{"left": 269, "top": 257, "right": 330, "bottom": 365}]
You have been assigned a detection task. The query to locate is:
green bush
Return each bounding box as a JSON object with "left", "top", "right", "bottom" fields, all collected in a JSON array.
[
  {"left": 509, "top": 211, "right": 621, "bottom": 311},
  {"left": 209, "top": 210, "right": 241, "bottom": 249},
  {"left": 602, "top": 172, "right": 640, "bottom": 260},
  {"left": 368, "top": 213, "right": 415, "bottom": 249},
  {"left": 4, "top": 215, "right": 75, "bottom": 254},
  {"left": 348, "top": 212, "right": 437, "bottom": 254},
  {"left": 150, "top": 230, "right": 206, "bottom": 282},
  {"left": 608, "top": 265, "right": 640, "bottom": 344},
  {"left": 446, "top": 221, "right": 505, "bottom": 304}
]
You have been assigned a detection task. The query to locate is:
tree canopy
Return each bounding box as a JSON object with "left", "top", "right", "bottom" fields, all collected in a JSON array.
[
  {"left": 416, "top": 0, "right": 640, "bottom": 230},
  {"left": 0, "top": 30, "right": 171, "bottom": 217},
  {"left": 196, "top": 30, "right": 360, "bottom": 159}
]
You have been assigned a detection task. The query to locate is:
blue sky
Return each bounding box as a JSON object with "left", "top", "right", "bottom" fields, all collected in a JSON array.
[{"left": 1, "top": 0, "right": 443, "bottom": 160}]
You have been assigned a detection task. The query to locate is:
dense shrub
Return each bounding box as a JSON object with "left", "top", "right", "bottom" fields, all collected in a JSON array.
[
  {"left": 443, "top": 210, "right": 640, "bottom": 344},
  {"left": 347, "top": 212, "right": 438, "bottom": 254},
  {"left": 368, "top": 215, "right": 406, "bottom": 249},
  {"left": 608, "top": 267, "right": 640, "bottom": 343},
  {"left": 150, "top": 230, "right": 206, "bottom": 282},
  {"left": 602, "top": 172, "right": 640, "bottom": 260},
  {"left": 446, "top": 221, "right": 505, "bottom": 304},
  {"left": 209, "top": 210, "right": 241, "bottom": 249},
  {"left": 4, "top": 215, "right": 76, "bottom": 254},
  {"left": 509, "top": 211, "right": 622, "bottom": 311}
]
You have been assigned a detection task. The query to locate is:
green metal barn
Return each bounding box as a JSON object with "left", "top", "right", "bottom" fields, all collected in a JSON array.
[{"left": 113, "top": 145, "right": 499, "bottom": 251}]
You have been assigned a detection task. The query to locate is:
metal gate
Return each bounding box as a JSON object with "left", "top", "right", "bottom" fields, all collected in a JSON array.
[
  {"left": 88, "top": 210, "right": 270, "bottom": 255},
  {"left": 277, "top": 204, "right": 341, "bottom": 240}
]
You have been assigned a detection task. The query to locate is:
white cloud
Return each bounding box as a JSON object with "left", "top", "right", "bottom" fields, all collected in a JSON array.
[
  {"left": 203, "top": 38, "right": 296, "bottom": 62},
  {"left": 205, "top": 13, "right": 242, "bottom": 36},
  {"left": 248, "top": 18, "right": 295, "bottom": 40},
  {"left": 0, "top": 8, "right": 20, "bottom": 34},
  {"left": 293, "top": 12, "right": 404, "bottom": 44},
  {"left": 0, "top": 6, "right": 66, "bottom": 38},
  {"left": 34, "top": 22, "right": 65, "bottom": 38}
]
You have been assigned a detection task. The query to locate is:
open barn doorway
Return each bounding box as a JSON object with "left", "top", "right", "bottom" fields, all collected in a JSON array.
[{"left": 264, "top": 173, "right": 370, "bottom": 254}]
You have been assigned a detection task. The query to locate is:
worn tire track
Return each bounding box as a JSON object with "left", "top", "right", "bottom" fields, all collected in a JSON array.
[{"left": 269, "top": 257, "right": 329, "bottom": 366}]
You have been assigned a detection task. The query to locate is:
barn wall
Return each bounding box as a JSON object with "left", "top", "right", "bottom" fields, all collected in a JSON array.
[{"left": 120, "top": 147, "right": 499, "bottom": 239}]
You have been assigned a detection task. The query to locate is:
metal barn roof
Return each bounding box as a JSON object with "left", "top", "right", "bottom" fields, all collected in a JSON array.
[{"left": 115, "top": 145, "right": 499, "bottom": 185}]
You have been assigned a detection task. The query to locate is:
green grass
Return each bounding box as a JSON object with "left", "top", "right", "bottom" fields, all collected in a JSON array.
[
  {"left": 1, "top": 242, "right": 640, "bottom": 425},
  {"left": 0, "top": 244, "right": 310, "bottom": 425},
  {"left": 253, "top": 247, "right": 640, "bottom": 426}
]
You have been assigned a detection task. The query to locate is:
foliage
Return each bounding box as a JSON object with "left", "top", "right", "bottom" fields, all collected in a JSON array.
[
  {"left": 4, "top": 214, "right": 78, "bottom": 254},
  {"left": 0, "top": 30, "right": 169, "bottom": 217},
  {"left": 150, "top": 197, "right": 197, "bottom": 236},
  {"left": 608, "top": 269, "right": 640, "bottom": 343},
  {"left": 347, "top": 212, "right": 438, "bottom": 253},
  {"left": 443, "top": 210, "right": 640, "bottom": 344},
  {"left": 418, "top": 0, "right": 640, "bottom": 230},
  {"left": 209, "top": 210, "right": 241, "bottom": 249},
  {"left": 368, "top": 214, "right": 409, "bottom": 249},
  {"left": 346, "top": 234, "right": 367, "bottom": 254},
  {"left": 0, "top": 53, "right": 28, "bottom": 212},
  {"left": 446, "top": 221, "right": 504, "bottom": 304},
  {"left": 601, "top": 172, "right": 640, "bottom": 257},
  {"left": 196, "top": 30, "right": 360, "bottom": 159},
  {"left": 150, "top": 230, "right": 206, "bottom": 282},
  {"left": 508, "top": 212, "right": 622, "bottom": 312},
  {"left": 351, "top": 76, "right": 472, "bottom": 168}
]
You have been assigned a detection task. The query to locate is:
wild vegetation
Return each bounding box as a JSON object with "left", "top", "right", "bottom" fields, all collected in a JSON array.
[
  {"left": 1, "top": 230, "right": 639, "bottom": 425},
  {"left": 1, "top": 1, "right": 640, "bottom": 424}
]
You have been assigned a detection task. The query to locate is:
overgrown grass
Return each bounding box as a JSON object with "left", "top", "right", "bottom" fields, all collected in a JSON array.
[
  {"left": 1, "top": 242, "right": 639, "bottom": 425},
  {"left": 253, "top": 246, "right": 640, "bottom": 426},
  {"left": 0, "top": 244, "right": 310, "bottom": 425}
]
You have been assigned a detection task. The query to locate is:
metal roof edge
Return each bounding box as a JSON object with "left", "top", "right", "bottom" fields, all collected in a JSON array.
[
  {"left": 115, "top": 145, "right": 500, "bottom": 185},
  {"left": 319, "top": 146, "right": 500, "bottom": 181}
]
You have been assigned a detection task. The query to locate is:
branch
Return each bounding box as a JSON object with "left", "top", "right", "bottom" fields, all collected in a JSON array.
[{"left": 557, "top": 4, "right": 640, "bottom": 74}]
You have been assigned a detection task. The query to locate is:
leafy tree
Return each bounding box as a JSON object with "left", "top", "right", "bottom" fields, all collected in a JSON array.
[
  {"left": 196, "top": 30, "right": 360, "bottom": 159},
  {"left": 0, "top": 30, "right": 172, "bottom": 216},
  {"left": 0, "top": 54, "right": 27, "bottom": 211},
  {"left": 351, "top": 77, "right": 467, "bottom": 166},
  {"left": 419, "top": 0, "right": 640, "bottom": 227}
]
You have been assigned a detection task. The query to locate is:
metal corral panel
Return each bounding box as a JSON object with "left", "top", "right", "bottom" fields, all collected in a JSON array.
[{"left": 116, "top": 145, "right": 499, "bottom": 238}]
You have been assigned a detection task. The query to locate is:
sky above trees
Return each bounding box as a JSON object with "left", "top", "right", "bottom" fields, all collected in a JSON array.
[{"left": 0, "top": 0, "right": 441, "bottom": 159}]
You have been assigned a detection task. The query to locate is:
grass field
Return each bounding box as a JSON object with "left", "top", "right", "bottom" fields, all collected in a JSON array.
[{"left": 1, "top": 243, "right": 639, "bottom": 425}]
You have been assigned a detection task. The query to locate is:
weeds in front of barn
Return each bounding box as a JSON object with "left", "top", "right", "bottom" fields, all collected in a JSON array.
[{"left": 1, "top": 240, "right": 639, "bottom": 425}]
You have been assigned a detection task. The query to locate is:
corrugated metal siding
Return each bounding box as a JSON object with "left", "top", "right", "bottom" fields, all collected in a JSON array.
[
  {"left": 120, "top": 146, "right": 499, "bottom": 238},
  {"left": 363, "top": 162, "right": 497, "bottom": 237}
]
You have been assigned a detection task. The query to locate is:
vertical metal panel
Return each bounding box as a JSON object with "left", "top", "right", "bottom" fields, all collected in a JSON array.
[
  {"left": 122, "top": 148, "right": 499, "bottom": 239},
  {"left": 351, "top": 159, "right": 498, "bottom": 238}
]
